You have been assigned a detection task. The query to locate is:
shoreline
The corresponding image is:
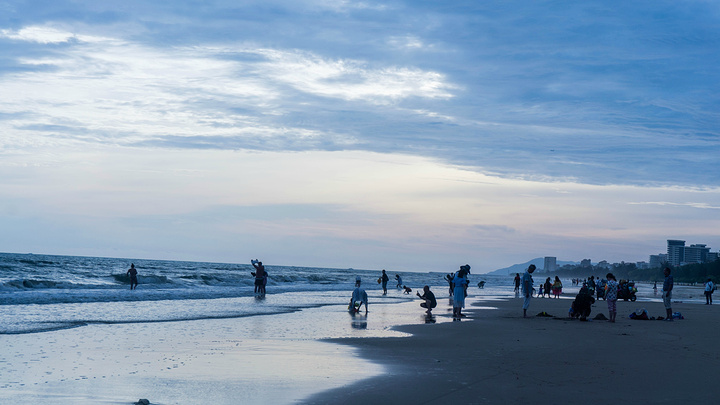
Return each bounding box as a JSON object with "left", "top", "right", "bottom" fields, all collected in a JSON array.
[{"left": 303, "top": 295, "right": 717, "bottom": 404}]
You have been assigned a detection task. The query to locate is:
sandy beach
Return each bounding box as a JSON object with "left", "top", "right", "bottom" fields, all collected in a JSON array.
[
  {"left": 306, "top": 295, "right": 718, "bottom": 405},
  {"left": 2, "top": 284, "right": 716, "bottom": 405}
]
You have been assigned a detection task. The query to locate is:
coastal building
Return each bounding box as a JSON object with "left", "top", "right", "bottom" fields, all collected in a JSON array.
[
  {"left": 597, "top": 260, "right": 610, "bottom": 269},
  {"left": 684, "top": 244, "right": 710, "bottom": 264},
  {"left": 580, "top": 259, "right": 592, "bottom": 268},
  {"left": 636, "top": 261, "right": 649, "bottom": 269},
  {"left": 667, "top": 240, "right": 685, "bottom": 266},
  {"left": 649, "top": 254, "right": 668, "bottom": 269},
  {"left": 709, "top": 252, "right": 719, "bottom": 262},
  {"left": 543, "top": 256, "right": 557, "bottom": 273},
  {"left": 666, "top": 240, "right": 714, "bottom": 265}
]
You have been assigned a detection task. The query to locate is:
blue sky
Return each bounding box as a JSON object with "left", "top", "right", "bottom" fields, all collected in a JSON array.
[{"left": 1, "top": 1, "right": 719, "bottom": 272}]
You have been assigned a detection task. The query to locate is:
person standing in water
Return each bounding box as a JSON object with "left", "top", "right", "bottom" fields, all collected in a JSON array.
[
  {"left": 251, "top": 259, "right": 266, "bottom": 294},
  {"left": 126, "top": 263, "right": 138, "bottom": 290},
  {"left": 380, "top": 269, "right": 389, "bottom": 295}
]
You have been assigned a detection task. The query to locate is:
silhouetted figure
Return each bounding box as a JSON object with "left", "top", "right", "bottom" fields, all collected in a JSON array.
[
  {"left": 126, "top": 263, "right": 138, "bottom": 290},
  {"left": 417, "top": 285, "right": 437, "bottom": 314},
  {"left": 251, "top": 259, "right": 266, "bottom": 294}
]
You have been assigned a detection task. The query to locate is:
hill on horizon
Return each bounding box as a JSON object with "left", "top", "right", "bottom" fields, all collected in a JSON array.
[{"left": 485, "top": 258, "right": 579, "bottom": 276}]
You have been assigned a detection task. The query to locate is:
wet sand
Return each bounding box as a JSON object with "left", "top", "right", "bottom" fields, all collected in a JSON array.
[{"left": 305, "top": 296, "right": 718, "bottom": 405}]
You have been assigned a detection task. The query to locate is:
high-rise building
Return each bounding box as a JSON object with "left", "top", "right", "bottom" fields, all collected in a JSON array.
[
  {"left": 684, "top": 244, "right": 710, "bottom": 264},
  {"left": 649, "top": 254, "right": 668, "bottom": 268},
  {"left": 543, "top": 256, "right": 557, "bottom": 272},
  {"left": 667, "top": 240, "right": 685, "bottom": 266}
]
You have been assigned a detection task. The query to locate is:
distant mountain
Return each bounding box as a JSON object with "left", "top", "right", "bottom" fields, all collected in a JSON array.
[{"left": 486, "top": 258, "right": 579, "bottom": 275}]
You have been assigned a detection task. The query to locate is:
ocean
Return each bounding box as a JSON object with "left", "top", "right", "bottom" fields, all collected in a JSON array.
[{"left": 0, "top": 252, "right": 708, "bottom": 404}]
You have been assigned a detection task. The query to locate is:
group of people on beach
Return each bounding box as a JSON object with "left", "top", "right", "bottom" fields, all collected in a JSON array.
[
  {"left": 349, "top": 265, "right": 470, "bottom": 320},
  {"left": 520, "top": 265, "right": 679, "bottom": 322}
]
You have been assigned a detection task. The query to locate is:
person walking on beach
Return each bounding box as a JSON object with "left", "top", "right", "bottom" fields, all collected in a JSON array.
[
  {"left": 605, "top": 273, "right": 619, "bottom": 323},
  {"left": 521, "top": 265, "right": 535, "bottom": 318},
  {"left": 417, "top": 285, "right": 437, "bottom": 314},
  {"left": 662, "top": 267, "right": 674, "bottom": 321},
  {"left": 395, "top": 274, "right": 403, "bottom": 289},
  {"left": 704, "top": 278, "right": 714, "bottom": 305},
  {"left": 514, "top": 273, "right": 521, "bottom": 294},
  {"left": 126, "top": 263, "right": 138, "bottom": 290},
  {"left": 380, "top": 269, "right": 389, "bottom": 295},
  {"left": 251, "top": 259, "right": 266, "bottom": 295},
  {"left": 350, "top": 278, "right": 368, "bottom": 313},
  {"left": 452, "top": 267, "right": 469, "bottom": 319}
]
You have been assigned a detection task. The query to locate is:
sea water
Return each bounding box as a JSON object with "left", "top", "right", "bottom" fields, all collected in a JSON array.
[
  {"left": 0, "top": 253, "right": 707, "bottom": 404},
  {"left": 0, "top": 252, "right": 507, "bottom": 404}
]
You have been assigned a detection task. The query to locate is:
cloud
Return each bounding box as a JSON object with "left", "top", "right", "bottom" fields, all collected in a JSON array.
[{"left": 628, "top": 201, "right": 720, "bottom": 210}]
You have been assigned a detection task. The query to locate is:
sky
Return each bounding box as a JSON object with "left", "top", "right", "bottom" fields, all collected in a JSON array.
[{"left": 1, "top": 1, "right": 719, "bottom": 273}]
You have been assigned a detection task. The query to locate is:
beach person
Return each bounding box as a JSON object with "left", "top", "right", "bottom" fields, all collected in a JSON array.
[
  {"left": 570, "top": 286, "right": 595, "bottom": 321},
  {"left": 417, "top": 285, "right": 437, "bottom": 314},
  {"left": 514, "top": 273, "right": 521, "bottom": 293},
  {"left": 662, "top": 267, "right": 674, "bottom": 321},
  {"left": 380, "top": 270, "right": 389, "bottom": 295},
  {"left": 552, "top": 276, "right": 562, "bottom": 298},
  {"left": 521, "top": 264, "right": 535, "bottom": 318},
  {"left": 452, "top": 268, "right": 469, "bottom": 318},
  {"left": 537, "top": 284, "right": 544, "bottom": 298},
  {"left": 126, "top": 263, "right": 138, "bottom": 290},
  {"left": 251, "top": 259, "right": 266, "bottom": 294},
  {"left": 395, "top": 274, "right": 403, "bottom": 289},
  {"left": 445, "top": 273, "right": 455, "bottom": 296},
  {"left": 350, "top": 279, "right": 368, "bottom": 313},
  {"left": 605, "top": 273, "right": 619, "bottom": 322},
  {"left": 544, "top": 278, "right": 552, "bottom": 299},
  {"left": 704, "top": 278, "right": 714, "bottom": 305}
]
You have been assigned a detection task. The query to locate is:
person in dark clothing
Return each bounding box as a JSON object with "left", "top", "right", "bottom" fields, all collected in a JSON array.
[
  {"left": 126, "top": 263, "right": 138, "bottom": 290},
  {"left": 417, "top": 285, "right": 437, "bottom": 314},
  {"left": 570, "top": 287, "right": 596, "bottom": 321}
]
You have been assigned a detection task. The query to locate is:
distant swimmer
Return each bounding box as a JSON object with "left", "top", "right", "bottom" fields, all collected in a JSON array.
[
  {"left": 251, "top": 259, "right": 267, "bottom": 295},
  {"left": 349, "top": 278, "right": 368, "bottom": 313},
  {"left": 126, "top": 263, "right": 138, "bottom": 290}
]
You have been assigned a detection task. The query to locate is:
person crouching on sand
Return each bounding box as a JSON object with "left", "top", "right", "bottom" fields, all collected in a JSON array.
[
  {"left": 417, "top": 285, "right": 437, "bottom": 314},
  {"left": 521, "top": 264, "right": 535, "bottom": 318},
  {"left": 350, "top": 278, "right": 368, "bottom": 313}
]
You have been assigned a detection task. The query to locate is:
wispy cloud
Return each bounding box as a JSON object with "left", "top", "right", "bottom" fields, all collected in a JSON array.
[{"left": 629, "top": 201, "right": 720, "bottom": 210}]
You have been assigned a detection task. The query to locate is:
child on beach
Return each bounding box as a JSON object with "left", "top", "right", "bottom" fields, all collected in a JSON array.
[
  {"left": 537, "top": 284, "right": 544, "bottom": 298},
  {"left": 605, "top": 273, "right": 619, "bottom": 322}
]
